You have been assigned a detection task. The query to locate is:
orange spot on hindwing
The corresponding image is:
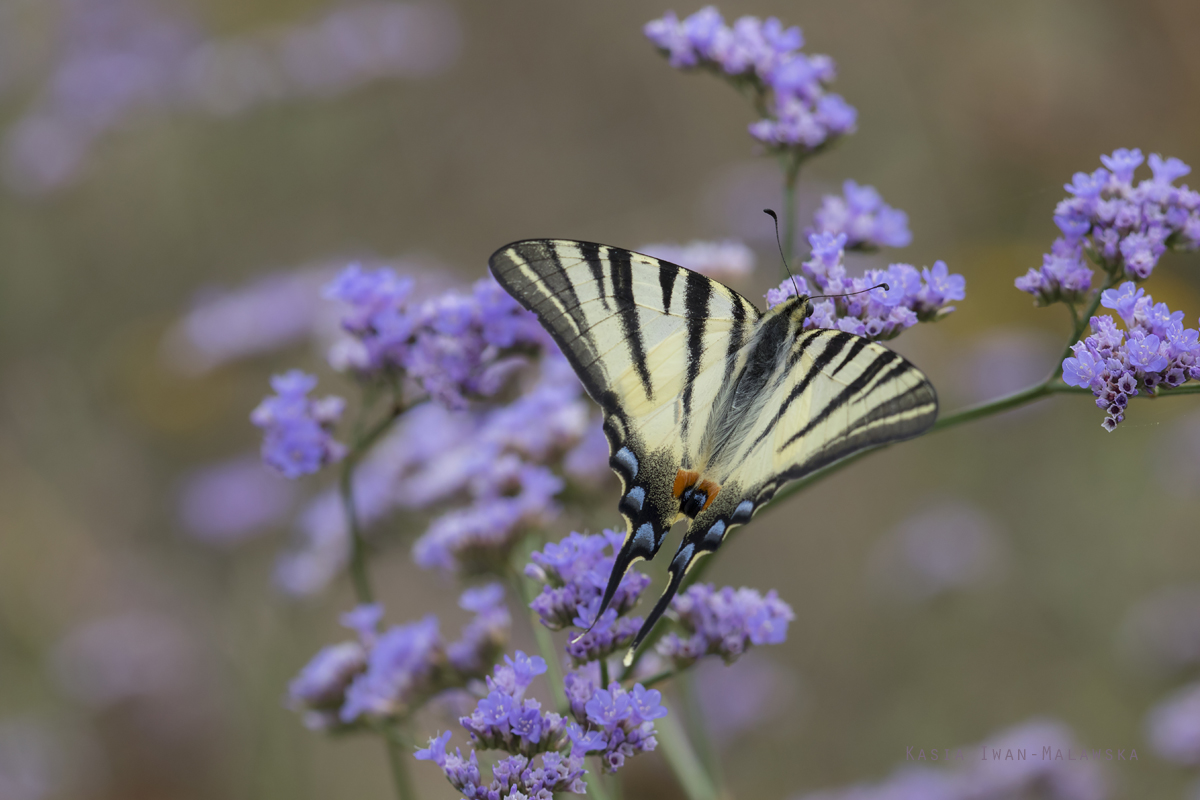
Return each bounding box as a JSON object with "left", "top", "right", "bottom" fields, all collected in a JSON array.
[
  {"left": 674, "top": 469, "right": 721, "bottom": 517},
  {"left": 673, "top": 469, "right": 700, "bottom": 498}
]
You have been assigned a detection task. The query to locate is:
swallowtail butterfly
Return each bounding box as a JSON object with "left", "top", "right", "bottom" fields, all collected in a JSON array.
[{"left": 489, "top": 239, "right": 938, "bottom": 661}]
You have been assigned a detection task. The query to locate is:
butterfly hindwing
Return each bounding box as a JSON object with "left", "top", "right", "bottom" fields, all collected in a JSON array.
[{"left": 628, "top": 329, "right": 938, "bottom": 657}]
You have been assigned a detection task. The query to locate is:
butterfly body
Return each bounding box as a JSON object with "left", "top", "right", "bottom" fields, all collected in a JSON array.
[{"left": 489, "top": 239, "right": 938, "bottom": 658}]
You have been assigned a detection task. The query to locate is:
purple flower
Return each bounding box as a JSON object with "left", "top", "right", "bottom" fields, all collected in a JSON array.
[
  {"left": 1062, "top": 344, "right": 1103, "bottom": 389},
  {"left": 645, "top": 8, "right": 854, "bottom": 155},
  {"left": 324, "top": 265, "right": 550, "bottom": 409},
  {"left": 416, "top": 734, "right": 588, "bottom": 799},
  {"left": 1023, "top": 150, "right": 1200, "bottom": 292},
  {"left": 1062, "top": 284, "right": 1198, "bottom": 430},
  {"left": 811, "top": 180, "right": 912, "bottom": 249},
  {"left": 1126, "top": 332, "right": 1168, "bottom": 372},
  {"left": 4, "top": 1, "right": 461, "bottom": 195},
  {"left": 1101, "top": 147, "right": 1144, "bottom": 183},
  {"left": 525, "top": 530, "right": 652, "bottom": 631},
  {"left": 340, "top": 615, "right": 442, "bottom": 722},
  {"left": 1016, "top": 240, "right": 1094, "bottom": 306},
  {"left": 563, "top": 676, "right": 663, "bottom": 773},
  {"left": 656, "top": 584, "right": 795, "bottom": 667},
  {"left": 1147, "top": 682, "right": 1200, "bottom": 765},
  {"left": 766, "top": 232, "right": 963, "bottom": 340},
  {"left": 250, "top": 370, "right": 346, "bottom": 478},
  {"left": 865, "top": 500, "right": 1009, "bottom": 604},
  {"left": 459, "top": 657, "right": 567, "bottom": 757},
  {"left": 177, "top": 456, "right": 298, "bottom": 545},
  {"left": 287, "top": 642, "right": 367, "bottom": 728}
]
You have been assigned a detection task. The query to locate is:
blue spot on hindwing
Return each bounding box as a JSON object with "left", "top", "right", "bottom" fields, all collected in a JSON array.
[
  {"left": 672, "top": 544, "right": 695, "bottom": 570},
  {"left": 731, "top": 500, "right": 754, "bottom": 524},
  {"left": 621, "top": 486, "right": 645, "bottom": 513},
  {"left": 704, "top": 520, "right": 726, "bottom": 546},
  {"left": 633, "top": 522, "right": 655, "bottom": 551},
  {"left": 613, "top": 447, "right": 639, "bottom": 478}
]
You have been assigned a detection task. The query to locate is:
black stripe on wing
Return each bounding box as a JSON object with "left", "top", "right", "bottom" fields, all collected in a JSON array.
[
  {"left": 679, "top": 270, "right": 711, "bottom": 450},
  {"left": 607, "top": 247, "right": 655, "bottom": 400}
]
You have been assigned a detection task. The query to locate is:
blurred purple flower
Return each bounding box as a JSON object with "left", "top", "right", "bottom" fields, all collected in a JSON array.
[
  {"left": 656, "top": 584, "right": 794, "bottom": 667},
  {"left": 693, "top": 652, "right": 799, "bottom": 747},
  {"left": 1147, "top": 682, "right": 1200, "bottom": 765},
  {"left": 637, "top": 240, "right": 756, "bottom": 279},
  {"left": 812, "top": 180, "right": 912, "bottom": 250},
  {"left": 51, "top": 611, "right": 201, "bottom": 710},
  {"left": 866, "top": 500, "right": 1008, "bottom": 604},
  {"left": 4, "top": 1, "right": 461, "bottom": 194},
  {"left": 1061, "top": 282, "right": 1200, "bottom": 431},
  {"left": 0, "top": 719, "right": 69, "bottom": 800},
  {"left": 250, "top": 370, "right": 346, "bottom": 478},
  {"left": 160, "top": 268, "right": 332, "bottom": 376},
  {"left": 792, "top": 718, "right": 1107, "bottom": 800},
  {"left": 766, "top": 232, "right": 963, "bottom": 341},
  {"left": 289, "top": 588, "right": 509, "bottom": 730},
  {"left": 1118, "top": 584, "right": 1200, "bottom": 675},
  {"left": 645, "top": 8, "right": 855, "bottom": 155},
  {"left": 955, "top": 329, "right": 1058, "bottom": 407},
  {"left": 177, "top": 456, "right": 298, "bottom": 546}
]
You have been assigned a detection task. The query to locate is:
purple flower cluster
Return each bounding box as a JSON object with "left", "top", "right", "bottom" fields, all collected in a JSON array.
[
  {"left": 812, "top": 180, "right": 912, "bottom": 250},
  {"left": 287, "top": 585, "right": 509, "bottom": 730},
  {"left": 563, "top": 668, "right": 667, "bottom": 772},
  {"left": 3, "top": 0, "right": 460, "bottom": 194},
  {"left": 656, "top": 584, "right": 794, "bottom": 667},
  {"left": 637, "top": 240, "right": 756, "bottom": 279},
  {"left": 324, "top": 264, "right": 548, "bottom": 409},
  {"left": 644, "top": 7, "right": 855, "bottom": 152},
  {"left": 766, "top": 232, "right": 964, "bottom": 341},
  {"left": 1061, "top": 282, "right": 1200, "bottom": 431},
  {"left": 273, "top": 347, "right": 603, "bottom": 592},
  {"left": 525, "top": 531, "right": 651, "bottom": 646},
  {"left": 457, "top": 652, "right": 570, "bottom": 757},
  {"left": 416, "top": 732, "right": 588, "bottom": 799},
  {"left": 250, "top": 371, "right": 347, "bottom": 478},
  {"left": 1016, "top": 149, "right": 1200, "bottom": 304}
]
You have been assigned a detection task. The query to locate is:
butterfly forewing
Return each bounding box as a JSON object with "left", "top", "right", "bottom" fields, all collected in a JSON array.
[{"left": 488, "top": 240, "right": 760, "bottom": 554}]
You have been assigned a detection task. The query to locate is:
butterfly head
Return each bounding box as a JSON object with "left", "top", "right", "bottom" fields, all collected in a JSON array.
[{"left": 782, "top": 294, "right": 815, "bottom": 323}]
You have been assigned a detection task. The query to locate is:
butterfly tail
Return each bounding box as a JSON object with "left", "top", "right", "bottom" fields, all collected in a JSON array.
[{"left": 593, "top": 521, "right": 662, "bottom": 629}]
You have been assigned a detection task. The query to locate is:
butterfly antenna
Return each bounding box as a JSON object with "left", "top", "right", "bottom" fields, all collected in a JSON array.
[
  {"left": 763, "top": 209, "right": 802, "bottom": 301},
  {"left": 809, "top": 282, "right": 890, "bottom": 302}
]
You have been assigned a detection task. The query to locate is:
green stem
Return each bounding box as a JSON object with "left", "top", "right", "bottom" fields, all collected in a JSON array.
[
  {"left": 381, "top": 725, "right": 417, "bottom": 800},
  {"left": 780, "top": 154, "right": 802, "bottom": 267},
  {"left": 585, "top": 768, "right": 615, "bottom": 800},
  {"left": 336, "top": 398, "right": 413, "bottom": 799},
  {"left": 679, "top": 672, "right": 724, "bottom": 794},
  {"left": 507, "top": 565, "right": 568, "bottom": 714},
  {"left": 339, "top": 463, "right": 374, "bottom": 604},
  {"left": 655, "top": 705, "right": 721, "bottom": 800},
  {"left": 600, "top": 656, "right": 610, "bottom": 689}
]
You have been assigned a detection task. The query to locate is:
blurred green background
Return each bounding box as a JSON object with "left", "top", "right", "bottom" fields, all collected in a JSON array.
[{"left": 2, "top": 0, "right": 1200, "bottom": 798}]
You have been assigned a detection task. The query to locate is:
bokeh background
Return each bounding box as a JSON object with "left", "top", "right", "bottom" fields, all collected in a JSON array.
[{"left": 3, "top": 0, "right": 1200, "bottom": 798}]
